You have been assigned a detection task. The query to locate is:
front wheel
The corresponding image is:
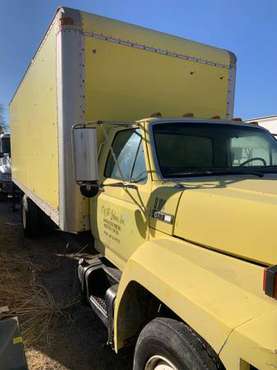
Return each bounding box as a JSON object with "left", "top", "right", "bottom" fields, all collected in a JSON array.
[{"left": 133, "top": 318, "right": 222, "bottom": 370}]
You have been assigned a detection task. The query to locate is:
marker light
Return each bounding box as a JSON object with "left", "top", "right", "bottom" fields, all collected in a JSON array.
[
  {"left": 182, "top": 113, "right": 194, "bottom": 117},
  {"left": 263, "top": 265, "right": 277, "bottom": 299},
  {"left": 211, "top": 115, "right": 221, "bottom": 119},
  {"left": 60, "top": 17, "right": 74, "bottom": 26}
]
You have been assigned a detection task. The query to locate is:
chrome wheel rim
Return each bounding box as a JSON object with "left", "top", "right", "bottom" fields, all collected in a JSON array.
[{"left": 145, "top": 355, "right": 178, "bottom": 370}]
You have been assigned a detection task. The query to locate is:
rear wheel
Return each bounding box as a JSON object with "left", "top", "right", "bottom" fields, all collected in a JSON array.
[
  {"left": 21, "top": 195, "right": 42, "bottom": 238},
  {"left": 133, "top": 318, "right": 222, "bottom": 370}
]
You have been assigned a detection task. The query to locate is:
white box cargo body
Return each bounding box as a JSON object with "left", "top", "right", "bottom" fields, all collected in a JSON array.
[{"left": 10, "top": 6, "right": 236, "bottom": 233}]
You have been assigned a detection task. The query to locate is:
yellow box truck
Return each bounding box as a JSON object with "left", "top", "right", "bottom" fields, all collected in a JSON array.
[
  {"left": 10, "top": 7, "right": 277, "bottom": 370},
  {"left": 10, "top": 6, "right": 235, "bottom": 234}
]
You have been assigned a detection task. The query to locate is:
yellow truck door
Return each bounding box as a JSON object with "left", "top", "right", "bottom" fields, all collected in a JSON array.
[{"left": 91, "top": 128, "right": 151, "bottom": 269}]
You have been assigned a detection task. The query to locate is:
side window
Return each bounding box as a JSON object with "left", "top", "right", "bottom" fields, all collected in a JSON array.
[
  {"left": 130, "top": 141, "right": 147, "bottom": 183},
  {"left": 105, "top": 129, "right": 141, "bottom": 180}
]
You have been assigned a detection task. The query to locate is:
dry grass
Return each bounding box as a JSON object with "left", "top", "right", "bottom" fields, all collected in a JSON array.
[
  {"left": 24, "top": 348, "right": 67, "bottom": 370},
  {"left": 0, "top": 252, "right": 79, "bottom": 345}
]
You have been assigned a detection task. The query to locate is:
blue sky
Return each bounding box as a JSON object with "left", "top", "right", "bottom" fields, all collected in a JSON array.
[{"left": 0, "top": 0, "right": 276, "bottom": 122}]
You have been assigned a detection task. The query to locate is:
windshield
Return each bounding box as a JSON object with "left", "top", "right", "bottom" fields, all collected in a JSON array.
[{"left": 153, "top": 122, "right": 277, "bottom": 177}]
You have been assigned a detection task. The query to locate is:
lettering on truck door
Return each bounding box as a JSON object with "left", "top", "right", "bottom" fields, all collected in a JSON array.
[{"left": 92, "top": 128, "right": 151, "bottom": 267}]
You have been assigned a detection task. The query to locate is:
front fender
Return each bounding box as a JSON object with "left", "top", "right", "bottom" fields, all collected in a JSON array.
[{"left": 114, "top": 237, "right": 276, "bottom": 363}]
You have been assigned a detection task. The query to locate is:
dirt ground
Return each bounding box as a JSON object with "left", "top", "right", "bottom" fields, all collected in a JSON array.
[{"left": 0, "top": 199, "right": 133, "bottom": 370}]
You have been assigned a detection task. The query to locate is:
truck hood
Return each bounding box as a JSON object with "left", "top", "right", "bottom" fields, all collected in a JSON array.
[{"left": 172, "top": 175, "right": 277, "bottom": 266}]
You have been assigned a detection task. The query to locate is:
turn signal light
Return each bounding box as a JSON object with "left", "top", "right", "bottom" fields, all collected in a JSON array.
[
  {"left": 211, "top": 115, "right": 221, "bottom": 119},
  {"left": 263, "top": 265, "right": 277, "bottom": 299}
]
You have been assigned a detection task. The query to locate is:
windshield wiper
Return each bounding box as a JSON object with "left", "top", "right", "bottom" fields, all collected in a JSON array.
[
  {"left": 166, "top": 170, "right": 264, "bottom": 178},
  {"left": 211, "top": 170, "right": 264, "bottom": 178}
]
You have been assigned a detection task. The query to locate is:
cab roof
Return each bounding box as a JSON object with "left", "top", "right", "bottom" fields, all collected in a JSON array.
[{"left": 138, "top": 117, "right": 265, "bottom": 130}]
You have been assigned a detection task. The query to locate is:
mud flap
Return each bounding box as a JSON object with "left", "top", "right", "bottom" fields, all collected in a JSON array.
[{"left": 0, "top": 317, "right": 28, "bottom": 370}]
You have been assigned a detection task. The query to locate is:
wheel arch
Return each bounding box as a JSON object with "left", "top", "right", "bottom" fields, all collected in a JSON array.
[
  {"left": 114, "top": 278, "right": 226, "bottom": 370},
  {"left": 115, "top": 279, "right": 182, "bottom": 348},
  {"left": 113, "top": 239, "right": 242, "bottom": 357}
]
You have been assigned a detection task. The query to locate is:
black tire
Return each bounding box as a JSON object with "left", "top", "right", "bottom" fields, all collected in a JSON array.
[
  {"left": 21, "top": 196, "right": 42, "bottom": 238},
  {"left": 133, "top": 318, "right": 223, "bottom": 370}
]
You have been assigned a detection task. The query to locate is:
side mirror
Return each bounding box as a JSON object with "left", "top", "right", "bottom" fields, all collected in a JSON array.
[{"left": 72, "top": 125, "right": 99, "bottom": 197}]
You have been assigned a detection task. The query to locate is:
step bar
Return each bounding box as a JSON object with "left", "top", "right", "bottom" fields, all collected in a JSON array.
[{"left": 78, "top": 256, "right": 121, "bottom": 345}]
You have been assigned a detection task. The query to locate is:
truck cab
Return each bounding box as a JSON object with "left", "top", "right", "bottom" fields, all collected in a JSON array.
[{"left": 75, "top": 117, "right": 277, "bottom": 370}]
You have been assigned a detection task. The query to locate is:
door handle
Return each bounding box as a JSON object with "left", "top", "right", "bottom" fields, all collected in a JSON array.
[{"left": 123, "top": 182, "right": 137, "bottom": 190}]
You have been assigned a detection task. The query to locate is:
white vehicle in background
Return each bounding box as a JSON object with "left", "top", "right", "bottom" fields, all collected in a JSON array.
[
  {"left": 246, "top": 115, "right": 277, "bottom": 138},
  {"left": 0, "top": 133, "right": 12, "bottom": 196}
]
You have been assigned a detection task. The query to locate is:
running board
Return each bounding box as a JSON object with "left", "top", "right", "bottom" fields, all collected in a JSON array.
[{"left": 78, "top": 256, "right": 120, "bottom": 345}]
